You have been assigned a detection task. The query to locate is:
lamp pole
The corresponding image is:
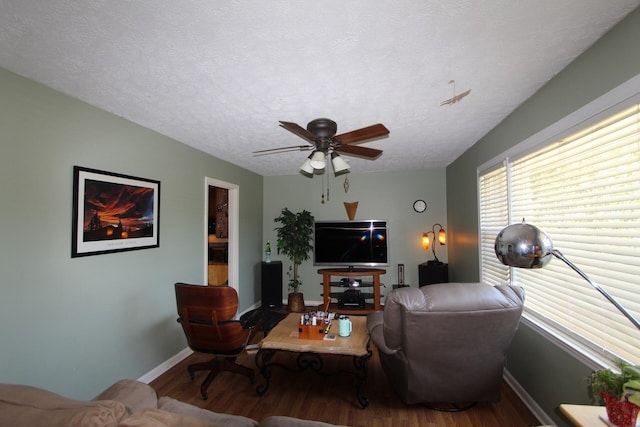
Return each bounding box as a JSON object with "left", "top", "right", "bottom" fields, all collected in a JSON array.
[{"left": 552, "top": 249, "right": 640, "bottom": 331}]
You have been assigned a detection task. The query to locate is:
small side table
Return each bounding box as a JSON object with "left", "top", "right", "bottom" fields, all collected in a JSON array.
[{"left": 559, "top": 404, "right": 607, "bottom": 427}]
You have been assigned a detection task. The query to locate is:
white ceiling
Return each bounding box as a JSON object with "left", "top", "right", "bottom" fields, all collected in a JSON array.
[{"left": 1, "top": 1, "right": 639, "bottom": 176}]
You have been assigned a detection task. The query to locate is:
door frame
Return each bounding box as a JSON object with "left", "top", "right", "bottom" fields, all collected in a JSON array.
[{"left": 204, "top": 177, "right": 239, "bottom": 294}]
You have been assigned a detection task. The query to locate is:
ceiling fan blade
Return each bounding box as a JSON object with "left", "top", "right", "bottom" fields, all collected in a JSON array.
[
  {"left": 335, "top": 123, "right": 389, "bottom": 145},
  {"left": 337, "top": 144, "right": 383, "bottom": 159},
  {"left": 252, "top": 145, "right": 313, "bottom": 156},
  {"left": 279, "top": 121, "right": 318, "bottom": 144}
]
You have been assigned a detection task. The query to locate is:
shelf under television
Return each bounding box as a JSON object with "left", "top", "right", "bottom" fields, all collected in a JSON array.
[
  {"left": 315, "top": 302, "right": 379, "bottom": 315},
  {"left": 318, "top": 268, "right": 385, "bottom": 313}
]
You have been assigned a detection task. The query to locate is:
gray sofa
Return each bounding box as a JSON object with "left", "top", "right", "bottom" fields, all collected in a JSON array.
[
  {"left": 0, "top": 378, "right": 346, "bottom": 427},
  {"left": 367, "top": 282, "right": 524, "bottom": 406}
]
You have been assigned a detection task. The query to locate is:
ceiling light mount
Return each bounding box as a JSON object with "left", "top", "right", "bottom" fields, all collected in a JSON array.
[
  {"left": 306, "top": 118, "right": 337, "bottom": 138},
  {"left": 440, "top": 80, "right": 471, "bottom": 106}
]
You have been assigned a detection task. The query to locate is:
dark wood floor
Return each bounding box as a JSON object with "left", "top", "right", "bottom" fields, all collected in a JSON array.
[{"left": 151, "top": 335, "right": 541, "bottom": 427}]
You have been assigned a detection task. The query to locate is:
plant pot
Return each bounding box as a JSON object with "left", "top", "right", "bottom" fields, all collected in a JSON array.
[
  {"left": 601, "top": 391, "right": 640, "bottom": 427},
  {"left": 288, "top": 292, "right": 305, "bottom": 313}
]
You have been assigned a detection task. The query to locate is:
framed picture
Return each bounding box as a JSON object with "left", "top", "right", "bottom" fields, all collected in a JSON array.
[{"left": 72, "top": 166, "right": 160, "bottom": 257}]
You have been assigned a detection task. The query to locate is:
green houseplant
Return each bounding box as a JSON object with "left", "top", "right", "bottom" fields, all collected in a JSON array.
[
  {"left": 274, "top": 208, "right": 314, "bottom": 312},
  {"left": 591, "top": 360, "right": 633, "bottom": 404}
]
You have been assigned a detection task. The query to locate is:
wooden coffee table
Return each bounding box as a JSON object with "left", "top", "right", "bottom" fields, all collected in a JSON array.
[{"left": 255, "top": 313, "right": 372, "bottom": 408}]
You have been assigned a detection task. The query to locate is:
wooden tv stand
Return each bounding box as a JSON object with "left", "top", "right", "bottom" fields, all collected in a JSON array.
[{"left": 318, "top": 268, "right": 385, "bottom": 314}]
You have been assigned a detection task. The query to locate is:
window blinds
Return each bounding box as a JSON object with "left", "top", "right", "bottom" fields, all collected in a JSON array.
[
  {"left": 480, "top": 103, "right": 640, "bottom": 365},
  {"left": 479, "top": 165, "right": 510, "bottom": 287}
]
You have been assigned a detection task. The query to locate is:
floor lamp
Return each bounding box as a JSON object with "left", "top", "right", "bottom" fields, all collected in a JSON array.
[{"left": 494, "top": 220, "right": 640, "bottom": 331}]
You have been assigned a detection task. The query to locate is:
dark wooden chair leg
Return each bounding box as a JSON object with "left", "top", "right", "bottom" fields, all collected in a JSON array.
[
  {"left": 188, "top": 356, "right": 254, "bottom": 399},
  {"left": 199, "top": 362, "right": 222, "bottom": 400},
  {"left": 222, "top": 357, "right": 254, "bottom": 382},
  {"left": 188, "top": 359, "right": 219, "bottom": 379}
]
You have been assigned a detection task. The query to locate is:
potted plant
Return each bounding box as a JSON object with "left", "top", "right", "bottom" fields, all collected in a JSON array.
[
  {"left": 274, "top": 208, "right": 315, "bottom": 312},
  {"left": 591, "top": 360, "right": 640, "bottom": 426}
]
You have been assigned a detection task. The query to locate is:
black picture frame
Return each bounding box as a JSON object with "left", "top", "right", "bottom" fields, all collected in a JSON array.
[{"left": 72, "top": 166, "right": 160, "bottom": 257}]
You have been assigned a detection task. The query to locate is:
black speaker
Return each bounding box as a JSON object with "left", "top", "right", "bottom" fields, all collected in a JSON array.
[
  {"left": 261, "top": 261, "right": 283, "bottom": 308},
  {"left": 419, "top": 262, "right": 449, "bottom": 287}
]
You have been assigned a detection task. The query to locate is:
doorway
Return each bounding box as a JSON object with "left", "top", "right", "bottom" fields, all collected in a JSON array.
[{"left": 205, "top": 177, "right": 239, "bottom": 293}]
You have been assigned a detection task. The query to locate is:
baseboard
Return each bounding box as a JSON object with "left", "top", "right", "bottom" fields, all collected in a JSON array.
[
  {"left": 137, "top": 347, "right": 193, "bottom": 384},
  {"left": 137, "top": 302, "right": 264, "bottom": 384},
  {"left": 241, "top": 301, "right": 261, "bottom": 316},
  {"left": 504, "top": 369, "right": 554, "bottom": 426},
  {"left": 303, "top": 299, "right": 323, "bottom": 308}
]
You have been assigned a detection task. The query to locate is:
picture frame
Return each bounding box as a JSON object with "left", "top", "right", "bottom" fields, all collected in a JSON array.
[{"left": 72, "top": 166, "right": 160, "bottom": 257}]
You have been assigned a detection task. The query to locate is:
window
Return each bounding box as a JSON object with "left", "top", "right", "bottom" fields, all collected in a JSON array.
[
  {"left": 479, "top": 164, "right": 510, "bottom": 287},
  {"left": 479, "top": 102, "right": 640, "bottom": 366}
]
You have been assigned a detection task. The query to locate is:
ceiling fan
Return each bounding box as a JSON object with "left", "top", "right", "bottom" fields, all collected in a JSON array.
[{"left": 253, "top": 118, "right": 390, "bottom": 174}]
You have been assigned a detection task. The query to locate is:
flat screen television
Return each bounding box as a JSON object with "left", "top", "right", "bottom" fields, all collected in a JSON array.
[{"left": 313, "top": 220, "right": 389, "bottom": 269}]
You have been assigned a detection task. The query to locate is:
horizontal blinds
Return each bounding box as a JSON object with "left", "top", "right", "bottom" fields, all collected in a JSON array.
[
  {"left": 507, "top": 103, "right": 640, "bottom": 365},
  {"left": 479, "top": 165, "right": 510, "bottom": 287}
]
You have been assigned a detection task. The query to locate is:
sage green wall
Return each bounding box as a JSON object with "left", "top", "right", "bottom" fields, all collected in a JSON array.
[
  {"left": 446, "top": 8, "right": 640, "bottom": 426},
  {"left": 263, "top": 168, "right": 447, "bottom": 303},
  {"left": 0, "top": 68, "right": 263, "bottom": 399}
]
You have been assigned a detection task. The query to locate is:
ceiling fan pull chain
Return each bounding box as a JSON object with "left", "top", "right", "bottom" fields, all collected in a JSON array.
[
  {"left": 321, "top": 175, "right": 325, "bottom": 204},
  {"left": 326, "top": 173, "right": 330, "bottom": 202},
  {"left": 343, "top": 176, "right": 349, "bottom": 193}
]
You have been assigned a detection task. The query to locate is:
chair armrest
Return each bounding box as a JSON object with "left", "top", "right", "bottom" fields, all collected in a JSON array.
[
  {"left": 367, "top": 312, "right": 397, "bottom": 356},
  {"left": 367, "top": 311, "right": 384, "bottom": 333}
]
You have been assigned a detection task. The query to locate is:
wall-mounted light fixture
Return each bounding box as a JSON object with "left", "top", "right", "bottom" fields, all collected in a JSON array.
[{"left": 422, "top": 223, "right": 446, "bottom": 264}]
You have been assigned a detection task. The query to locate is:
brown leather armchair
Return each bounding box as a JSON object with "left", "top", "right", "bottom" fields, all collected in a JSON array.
[
  {"left": 367, "top": 282, "right": 524, "bottom": 409},
  {"left": 175, "top": 283, "right": 261, "bottom": 400}
]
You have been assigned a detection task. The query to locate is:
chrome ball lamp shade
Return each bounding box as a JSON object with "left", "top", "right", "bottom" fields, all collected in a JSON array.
[
  {"left": 494, "top": 222, "right": 554, "bottom": 269},
  {"left": 494, "top": 220, "right": 640, "bottom": 330}
]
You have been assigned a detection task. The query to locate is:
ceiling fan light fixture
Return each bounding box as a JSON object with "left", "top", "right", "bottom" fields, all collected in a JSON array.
[
  {"left": 299, "top": 154, "right": 314, "bottom": 174},
  {"left": 331, "top": 151, "right": 350, "bottom": 174},
  {"left": 276, "top": 118, "right": 390, "bottom": 175},
  {"left": 310, "top": 150, "right": 326, "bottom": 169}
]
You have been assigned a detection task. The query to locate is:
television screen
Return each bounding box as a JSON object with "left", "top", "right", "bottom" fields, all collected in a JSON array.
[{"left": 313, "top": 220, "right": 389, "bottom": 268}]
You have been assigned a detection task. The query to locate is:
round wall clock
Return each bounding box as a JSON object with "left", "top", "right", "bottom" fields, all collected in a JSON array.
[{"left": 413, "top": 199, "right": 427, "bottom": 213}]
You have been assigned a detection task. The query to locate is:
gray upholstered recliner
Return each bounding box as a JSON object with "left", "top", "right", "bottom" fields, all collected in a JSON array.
[{"left": 367, "top": 282, "right": 524, "bottom": 407}]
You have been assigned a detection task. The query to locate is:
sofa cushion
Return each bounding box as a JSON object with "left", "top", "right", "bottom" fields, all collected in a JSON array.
[
  {"left": 93, "top": 379, "right": 158, "bottom": 414},
  {"left": 260, "top": 415, "right": 349, "bottom": 427},
  {"left": 118, "top": 408, "right": 222, "bottom": 427},
  {"left": 158, "top": 396, "right": 258, "bottom": 427},
  {"left": 0, "top": 383, "right": 126, "bottom": 427}
]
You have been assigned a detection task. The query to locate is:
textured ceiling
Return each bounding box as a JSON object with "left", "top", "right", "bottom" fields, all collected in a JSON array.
[{"left": 1, "top": 1, "right": 639, "bottom": 176}]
